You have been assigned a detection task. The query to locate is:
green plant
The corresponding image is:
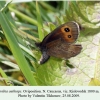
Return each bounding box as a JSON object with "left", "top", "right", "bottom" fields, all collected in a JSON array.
[{"left": 0, "top": 1, "right": 100, "bottom": 86}]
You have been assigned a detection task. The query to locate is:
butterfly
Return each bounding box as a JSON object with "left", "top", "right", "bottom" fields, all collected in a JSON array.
[{"left": 35, "top": 21, "right": 82, "bottom": 64}]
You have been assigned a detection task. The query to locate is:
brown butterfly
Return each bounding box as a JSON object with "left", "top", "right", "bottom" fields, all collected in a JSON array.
[{"left": 35, "top": 21, "right": 82, "bottom": 64}]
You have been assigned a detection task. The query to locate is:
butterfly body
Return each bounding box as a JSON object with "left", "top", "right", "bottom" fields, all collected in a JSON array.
[{"left": 35, "top": 21, "right": 82, "bottom": 64}]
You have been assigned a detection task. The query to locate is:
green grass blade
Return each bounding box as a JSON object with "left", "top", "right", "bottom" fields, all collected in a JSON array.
[
  {"left": 63, "top": 1, "right": 69, "bottom": 14},
  {"left": 40, "top": 1, "right": 56, "bottom": 12},
  {"left": 36, "top": 1, "right": 43, "bottom": 41},
  {"left": 0, "top": 2, "right": 37, "bottom": 85},
  {"left": 9, "top": 7, "right": 38, "bottom": 26},
  {"left": 0, "top": 67, "right": 13, "bottom": 86}
]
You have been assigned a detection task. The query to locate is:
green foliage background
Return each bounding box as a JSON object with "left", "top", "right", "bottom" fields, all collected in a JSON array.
[{"left": 0, "top": 1, "right": 100, "bottom": 86}]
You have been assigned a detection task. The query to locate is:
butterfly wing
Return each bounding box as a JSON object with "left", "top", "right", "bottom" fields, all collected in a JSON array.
[
  {"left": 46, "top": 39, "right": 82, "bottom": 59},
  {"left": 40, "top": 21, "right": 80, "bottom": 48},
  {"left": 35, "top": 21, "right": 81, "bottom": 64},
  {"left": 38, "top": 50, "right": 50, "bottom": 64},
  {"left": 38, "top": 39, "right": 61, "bottom": 64}
]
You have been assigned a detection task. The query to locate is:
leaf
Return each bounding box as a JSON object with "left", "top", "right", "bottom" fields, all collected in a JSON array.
[
  {"left": 89, "top": 78, "right": 100, "bottom": 86},
  {"left": 34, "top": 1, "right": 100, "bottom": 86}
]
